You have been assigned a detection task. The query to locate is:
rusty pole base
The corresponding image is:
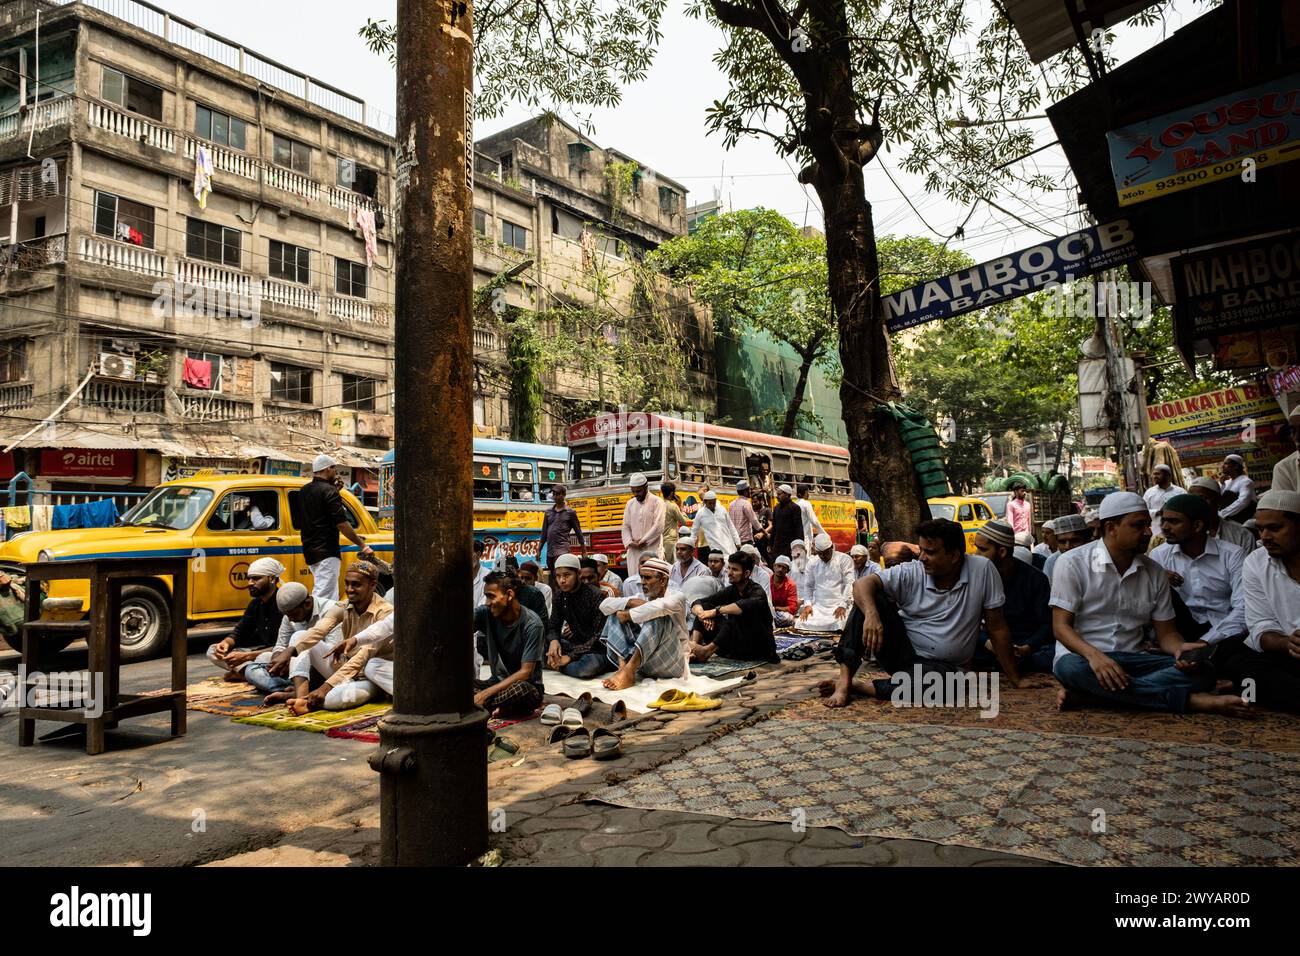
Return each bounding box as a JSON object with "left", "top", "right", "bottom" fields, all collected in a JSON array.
[{"left": 371, "top": 707, "right": 489, "bottom": 866}]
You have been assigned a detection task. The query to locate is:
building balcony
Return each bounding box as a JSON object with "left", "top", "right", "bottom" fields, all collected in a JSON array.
[
  {"left": 0, "top": 96, "right": 74, "bottom": 144},
  {"left": 260, "top": 277, "right": 320, "bottom": 314},
  {"left": 82, "top": 377, "right": 166, "bottom": 415},
  {"left": 2, "top": 233, "right": 67, "bottom": 269},
  {"left": 262, "top": 402, "right": 322, "bottom": 432},
  {"left": 86, "top": 101, "right": 176, "bottom": 153},
  {"left": 184, "top": 136, "right": 259, "bottom": 182},
  {"left": 326, "top": 185, "right": 385, "bottom": 219},
  {"left": 264, "top": 164, "right": 321, "bottom": 204},
  {"left": 0, "top": 381, "right": 34, "bottom": 411},
  {"left": 473, "top": 326, "right": 501, "bottom": 354},
  {"left": 179, "top": 391, "right": 254, "bottom": 422},
  {"left": 174, "top": 257, "right": 254, "bottom": 299},
  {"left": 78, "top": 234, "right": 168, "bottom": 278},
  {"left": 328, "top": 295, "right": 390, "bottom": 328}
]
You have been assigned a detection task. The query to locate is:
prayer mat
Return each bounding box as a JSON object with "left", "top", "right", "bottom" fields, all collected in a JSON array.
[
  {"left": 233, "top": 702, "right": 391, "bottom": 733},
  {"left": 189, "top": 694, "right": 276, "bottom": 717},
  {"left": 591, "top": 717, "right": 1300, "bottom": 866},
  {"left": 182, "top": 676, "right": 250, "bottom": 705},
  {"left": 690, "top": 657, "right": 765, "bottom": 679},
  {"left": 778, "top": 671, "right": 1300, "bottom": 754},
  {"left": 540, "top": 670, "right": 747, "bottom": 715}
]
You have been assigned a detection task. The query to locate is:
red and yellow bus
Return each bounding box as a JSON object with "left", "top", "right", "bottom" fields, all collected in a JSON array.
[{"left": 564, "top": 412, "right": 874, "bottom": 568}]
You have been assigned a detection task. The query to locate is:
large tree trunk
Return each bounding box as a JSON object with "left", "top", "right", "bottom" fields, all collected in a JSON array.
[
  {"left": 805, "top": 1, "right": 928, "bottom": 541},
  {"left": 781, "top": 348, "right": 815, "bottom": 437}
]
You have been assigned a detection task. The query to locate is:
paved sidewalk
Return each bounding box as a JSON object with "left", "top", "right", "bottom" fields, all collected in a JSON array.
[{"left": 211, "top": 657, "right": 1043, "bottom": 867}]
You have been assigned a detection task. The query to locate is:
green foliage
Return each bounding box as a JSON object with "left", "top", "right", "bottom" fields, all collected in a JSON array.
[
  {"left": 360, "top": 1, "right": 667, "bottom": 121},
  {"left": 604, "top": 160, "right": 639, "bottom": 222},
  {"left": 506, "top": 314, "right": 545, "bottom": 442}
]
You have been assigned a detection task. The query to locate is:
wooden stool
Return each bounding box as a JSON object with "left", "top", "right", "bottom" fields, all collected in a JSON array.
[{"left": 17, "top": 557, "right": 188, "bottom": 755}]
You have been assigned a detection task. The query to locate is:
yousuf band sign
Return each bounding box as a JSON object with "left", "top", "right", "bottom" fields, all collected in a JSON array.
[{"left": 882, "top": 220, "right": 1139, "bottom": 332}]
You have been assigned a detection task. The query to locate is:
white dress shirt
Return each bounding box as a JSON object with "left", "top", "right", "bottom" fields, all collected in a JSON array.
[
  {"left": 669, "top": 558, "right": 709, "bottom": 591},
  {"left": 1149, "top": 537, "right": 1247, "bottom": 644},
  {"left": 692, "top": 503, "right": 741, "bottom": 556},
  {"left": 1273, "top": 451, "right": 1300, "bottom": 493},
  {"left": 1143, "top": 483, "right": 1184, "bottom": 536},
  {"left": 1241, "top": 547, "right": 1300, "bottom": 652},
  {"left": 1216, "top": 519, "right": 1258, "bottom": 555},
  {"left": 796, "top": 497, "right": 825, "bottom": 544},
  {"left": 1049, "top": 540, "right": 1175, "bottom": 662},
  {"left": 535, "top": 580, "right": 553, "bottom": 616},
  {"left": 875, "top": 554, "right": 1005, "bottom": 667},
  {"left": 1220, "top": 474, "right": 1256, "bottom": 520}
]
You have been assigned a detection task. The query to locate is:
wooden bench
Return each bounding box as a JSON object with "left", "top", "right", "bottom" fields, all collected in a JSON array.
[{"left": 17, "top": 557, "right": 188, "bottom": 755}]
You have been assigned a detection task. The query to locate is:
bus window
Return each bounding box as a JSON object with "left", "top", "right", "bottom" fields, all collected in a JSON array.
[
  {"left": 507, "top": 462, "right": 536, "bottom": 501},
  {"left": 831, "top": 460, "right": 851, "bottom": 496},
  {"left": 794, "top": 455, "right": 814, "bottom": 485},
  {"left": 537, "top": 460, "right": 566, "bottom": 489},
  {"left": 572, "top": 446, "right": 607, "bottom": 484},
  {"left": 612, "top": 443, "right": 661, "bottom": 477},
  {"left": 474, "top": 460, "right": 504, "bottom": 500},
  {"left": 718, "top": 443, "right": 745, "bottom": 484}
]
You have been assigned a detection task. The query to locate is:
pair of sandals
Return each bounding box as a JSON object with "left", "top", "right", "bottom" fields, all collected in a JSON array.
[
  {"left": 539, "top": 691, "right": 591, "bottom": 728},
  {"left": 551, "top": 724, "right": 622, "bottom": 760},
  {"left": 646, "top": 689, "right": 722, "bottom": 712}
]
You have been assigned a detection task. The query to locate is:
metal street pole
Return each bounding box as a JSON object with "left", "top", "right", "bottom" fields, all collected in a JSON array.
[{"left": 370, "top": 0, "right": 487, "bottom": 866}]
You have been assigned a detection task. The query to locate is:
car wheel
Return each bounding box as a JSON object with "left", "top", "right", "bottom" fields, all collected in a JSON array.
[{"left": 118, "top": 585, "right": 172, "bottom": 663}]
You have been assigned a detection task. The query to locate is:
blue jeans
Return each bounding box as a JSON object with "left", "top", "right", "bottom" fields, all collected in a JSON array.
[
  {"left": 561, "top": 650, "right": 615, "bottom": 679},
  {"left": 243, "top": 660, "right": 292, "bottom": 694},
  {"left": 1053, "top": 650, "right": 1214, "bottom": 714}
]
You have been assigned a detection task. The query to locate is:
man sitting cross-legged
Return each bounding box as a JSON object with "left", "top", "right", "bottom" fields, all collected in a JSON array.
[
  {"left": 545, "top": 553, "right": 613, "bottom": 678},
  {"left": 1051, "top": 491, "right": 1253, "bottom": 717},
  {"left": 770, "top": 554, "right": 800, "bottom": 627},
  {"left": 971, "top": 519, "right": 1053, "bottom": 673},
  {"left": 822, "top": 519, "right": 1019, "bottom": 708},
  {"left": 472, "top": 572, "right": 545, "bottom": 718},
  {"left": 688, "top": 550, "right": 778, "bottom": 663},
  {"left": 598, "top": 557, "right": 688, "bottom": 690},
  {"left": 1222, "top": 490, "right": 1300, "bottom": 713},
  {"left": 206, "top": 557, "right": 286, "bottom": 683},
  {"left": 797, "top": 533, "right": 855, "bottom": 632},
  {"left": 245, "top": 582, "right": 342, "bottom": 702},
  {"left": 274, "top": 562, "right": 393, "bottom": 713}
]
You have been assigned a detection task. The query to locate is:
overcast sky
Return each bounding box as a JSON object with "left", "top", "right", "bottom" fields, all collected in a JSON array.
[{"left": 148, "top": 0, "right": 1208, "bottom": 266}]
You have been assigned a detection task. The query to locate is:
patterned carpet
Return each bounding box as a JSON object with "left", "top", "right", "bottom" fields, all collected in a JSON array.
[
  {"left": 591, "top": 717, "right": 1300, "bottom": 866},
  {"left": 779, "top": 671, "right": 1300, "bottom": 754}
]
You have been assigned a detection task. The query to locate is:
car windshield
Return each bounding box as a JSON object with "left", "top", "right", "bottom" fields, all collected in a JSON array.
[
  {"left": 981, "top": 493, "right": 1010, "bottom": 518},
  {"left": 120, "top": 486, "right": 215, "bottom": 530},
  {"left": 929, "top": 503, "right": 956, "bottom": 521}
]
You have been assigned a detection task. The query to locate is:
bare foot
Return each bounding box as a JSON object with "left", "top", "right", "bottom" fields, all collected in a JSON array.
[
  {"left": 1214, "top": 678, "right": 1235, "bottom": 694},
  {"left": 286, "top": 697, "right": 320, "bottom": 715},
  {"left": 1188, "top": 693, "right": 1256, "bottom": 718},
  {"left": 221, "top": 670, "right": 244, "bottom": 683},
  {"left": 817, "top": 678, "right": 871, "bottom": 698},
  {"left": 602, "top": 669, "right": 635, "bottom": 691},
  {"left": 1056, "top": 688, "right": 1084, "bottom": 711},
  {"left": 689, "top": 642, "right": 716, "bottom": 662},
  {"left": 263, "top": 690, "right": 295, "bottom": 705},
  {"left": 824, "top": 678, "right": 853, "bottom": 708}
]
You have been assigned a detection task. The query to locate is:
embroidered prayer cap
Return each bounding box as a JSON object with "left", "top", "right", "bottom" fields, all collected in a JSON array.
[
  {"left": 591, "top": 554, "right": 609, "bottom": 564},
  {"left": 1054, "top": 514, "right": 1088, "bottom": 534},
  {"left": 639, "top": 557, "right": 671, "bottom": 576},
  {"left": 976, "top": 519, "right": 1015, "bottom": 549},
  {"left": 774, "top": 555, "right": 792, "bottom": 568},
  {"left": 1098, "top": 491, "right": 1149, "bottom": 521},
  {"left": 1225, "top": 454, "right": 1245, "bottom": 465},
  {"left": 275, "top": 582, "right": 310, "bottom": 612},
  {"left": 1189, "top": 477, "right": 1221, "bottom": 494},
  {"left": 1258, "top": 489, "right": 1300, "bottom": 515},
  {"left": 1161, "top": 493, "right": 1212, "bottom": 525},
  {"left": 736, "top": 479, "right": 750, "bottom": 491},
  {"left": 629, "top": 472, "right": 648, "bottom": 488},
  {"left": 703, "top": 490, "right": 718, "bottom": 500},
  {"left": 312, "top": 454, "right": 337, "bottom": 473},
  {"left": 849, "top": 544, "right": 868, "bottom": 556},
  {"left": 813, "top": 532, "right": 833, "bottom": 552},
  {"left": 778, "top": 484, "right": 794, "bottom": 495}
]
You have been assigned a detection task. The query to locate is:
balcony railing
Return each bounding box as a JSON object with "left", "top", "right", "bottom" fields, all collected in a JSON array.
[
  {"left": 78, "top": 234, "right": 168, "bottom": 278},
  {"left": 263, "top": 164, "right": 321, "bottom": 203},
  {"left": 174, "top": 258, "right": 254, "bottom": 299},
  {"left": 263, "top": 403, "right": 322, "bottom": 431},
  {"left": 184, "top": 136, "right": 260, "bottom": 181},
  {"left": 86, "top": 101, "right": 176, "bottom": 153},
  {"left": 329, "top": 295, "right": 390, "bottom": 327},
  {"left": 180, "top": 392, "right": 254, "bottom": 422},
  {"left": 260, "top": 277, "right": 320, "bottom": 314},
  {"left": 83, "top": 378, "right": 166, "bottom": 415},
  {"left": 0, "top": 382, "right": 34, "bottom": 411},
  {"left": 326, "top": 185, "right": 387, "bottom": 220},
  {"left": 473, "top": 326, "right": 500, "bottom": 353},
  {"left": 0, "top": 95, "right": 74, "bottom": 143},
  {"left": 2, "top": 233, "right": 67, "bottom": 270}
]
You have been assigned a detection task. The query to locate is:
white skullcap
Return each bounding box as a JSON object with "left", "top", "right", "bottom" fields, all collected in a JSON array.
[
  {"left": 275, "top": 581, "right": 309, "bottom": 612},
  {"left": 1098, "top": 491, "right": 1148, "bottom": 521},
  {"left": 1153, "top": 463, "right": 1172, "bottom": 474},
  {"left": 774, "top": 555, "right": 792, "bottom": 568},
  {"left": 554, "top": 554, "right": 581, "bottom": 571},
  {"left": 1013, "top": 546, "right": 1034, "bottom": 565},
  {"left": 736, "top": 479, "right": 749, "bottom": 491},
  {"left": 849, "top": 544, "right": 868, "bottom": 557},
  {"left": 591, "top": 554, "right": 609, "bottom": 564},
  {"left": 703, "top": 490, "right": 717, "bottom": 500},
  {"left": 740, "top": 543, "right": 760, "bottom": 557},
  {"left": 778, "top": 484, "right": 793, "bottom": 495},
  {"left": 1014, "top": 532, "right": 1034, "bottom": 549},
  {"left": 1258, "top": 489, "right": 1300, "bottom": 514},
  {"left": 677, "top": 528, "right": 694, "bottom": 539},
  {"left": 1225, "top": 454, "right": 1245, "bottom": 465},
  {"left": 639, "top": 557, "right": 671, "bottom": 576},
  {"left": 1042, "top": 520, "right": 1056, "bottom": 532},
  {"left": 1054, "top": 514, "right": 1088, "bottom": 534},
  {"left": 790, "top": 539, "right": 806, "bottom": 551},
  {"left": 312, "top": 454, "right": 337, "bottom": 473},
  {"left": 813, "top": 532, "right": 833, "bottom": 552},
  {"left": 629, "top": 473, "right": 648, "bottom": 488},
  {"left": 1084, "top": 510, "right": 1100, "bottom": 523},
  {"left": 1189, "top": 477, "right": 1221, "bottom": 494},
  {"left": 248, "top": 557, "right": 285, "bottom": 578}
]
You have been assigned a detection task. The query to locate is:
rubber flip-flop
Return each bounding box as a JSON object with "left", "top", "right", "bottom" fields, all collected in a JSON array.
[
  {"left": 658, "top": 692, "right": 722, "bottom": 712},
  {"left": 540, "top": 703, "right": 563, "bottom": 726},
  {"left": 572, "top": 692, "right": 593, "bottom": 716},
  {"left": 647, "top": 689, "right": 689, "bottom": 709},
  {"left": 560, "top": 707, "right": 584, "bottom": 728},
  {"left": 563, "top": 728, "right": 593, "bottom": 759},
  {"left": 592, "top": 727, "right": 622, "bottom": 760}
]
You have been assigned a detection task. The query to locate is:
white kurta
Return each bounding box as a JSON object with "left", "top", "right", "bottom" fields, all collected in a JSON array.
[
  {"left": 1143, "top": 482, "right": 1185, "bottom": 537},
  {"left": 1273, "top": 451, "right": 1300, "bottom": 493},
  {"left": 1220, "top": 474, "right": 1256, "bottom": 521},
  {"left": 669, "top": 559, "right": 710, "bottom": 592},
  {"left": 693, "top": 504, "right": 741, "bottom": 556},
  {"left": 621, "top": 494, "right": 666, "bottom": 573},
  {"left": 799, "top": 550, "right": 855, "bottom": 631}
]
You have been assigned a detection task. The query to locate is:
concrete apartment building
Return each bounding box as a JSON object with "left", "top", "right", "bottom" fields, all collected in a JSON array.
[{"left": 0, "top": 0, "right": 395, "bottom": 504}]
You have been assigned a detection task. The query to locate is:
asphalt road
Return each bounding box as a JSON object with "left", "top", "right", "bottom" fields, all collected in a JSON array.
[{"left": 0, "top": 632, "right": 379, "bottom": 866}]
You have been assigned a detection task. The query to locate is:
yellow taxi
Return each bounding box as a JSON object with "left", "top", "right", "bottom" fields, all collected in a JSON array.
[
  {"left": 0, "top": 474, "right": 393, "bottom": 660},
  {"left": 926, "top": 496, "right": 995, "bottom": 553}
]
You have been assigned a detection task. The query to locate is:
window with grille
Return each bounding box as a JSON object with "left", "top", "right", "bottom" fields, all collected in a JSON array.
[
  {"left": 335, "top": 258, "right": 368, "bottom": 298},
  {"left": 269, "top": 240, "right": 310, "bottom": 284},
  {"left": 94, "top": 192, "right": 156, "bottom": 248},
  {"left": 270, "top": 363, "right": 312, "bottom": 404}
]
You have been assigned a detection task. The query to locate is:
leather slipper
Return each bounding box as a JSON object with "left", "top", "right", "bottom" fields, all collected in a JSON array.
[
  {"left": 611, "top": 699, "right": 628, "bottom": 721},
  {"left": 592, "top": 727, "right": 622, "bottom": 760},
  {"left": 563, "top": 728, "right": 593, "bottom": 759},
  {"left": 572, "top": 692, "right": 593, "bottom": 716},
  {"left": 549, "top": 725, "right": 577, "bottom": 745}
]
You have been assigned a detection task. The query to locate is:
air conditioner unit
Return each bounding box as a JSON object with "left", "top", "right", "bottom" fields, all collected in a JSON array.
[{"left": 98, "top": 352, "right": 136, "bottom": 380}]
